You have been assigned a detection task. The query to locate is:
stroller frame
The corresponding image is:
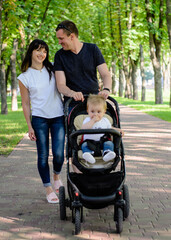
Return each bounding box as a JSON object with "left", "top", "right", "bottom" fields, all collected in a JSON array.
[{"left": 59, "top": 96, "right": 130, "bottom": 234}]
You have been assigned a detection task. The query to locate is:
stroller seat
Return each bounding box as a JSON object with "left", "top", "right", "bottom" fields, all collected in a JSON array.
[
  {"left": 74, "top": 113, "right": 115, "bottom": 169},
  {"left": 67, "top": 98, "right": 122, "bottom": 174}
]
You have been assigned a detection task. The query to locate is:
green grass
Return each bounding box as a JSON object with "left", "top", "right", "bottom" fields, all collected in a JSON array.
[
  {"left": 0, "top": 96, "right": 27, "bottom": 155},
  {"left": 112, "top": 89, "right": 171, "bottom": 123},
  {"left": 0, "top": 90, "right": 170, "bottom": 156}
]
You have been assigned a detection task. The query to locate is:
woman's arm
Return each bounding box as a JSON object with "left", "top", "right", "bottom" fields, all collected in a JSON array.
[{"left": 19, "top": 81, "right": 36, "bottom": 141}]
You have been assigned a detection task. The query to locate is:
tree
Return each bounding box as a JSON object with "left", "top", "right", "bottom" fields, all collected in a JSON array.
[
  {"left": 117, "top": 0, "right": 132, "bottom": 98},
  {"left": 140, "top": 44, "right": 146, "bottom": 101},
  {"left": 165, "top": 0, "right": 171, "bottom": 107},
  {"left": 11, "top": 39, "right": 18, "bottom": 111},
  {"left": 0, "top": 0, "right": 8, "bottom": 114},
  {"left": 0, "top": 0, "right": 170, "bottom": 113},
  {"left": 131, "top": 58, "right": 139, "bottom": 100},
  {"left": 166, "top": 0, "right": 171, "bottom": 49},
  {"left": 145, "top": 0, "right": 165, "bottom": 104}
]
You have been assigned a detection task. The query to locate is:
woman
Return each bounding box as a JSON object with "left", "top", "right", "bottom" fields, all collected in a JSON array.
[{"left": 18, "top": 39, "right": 65, "bottom": 203}]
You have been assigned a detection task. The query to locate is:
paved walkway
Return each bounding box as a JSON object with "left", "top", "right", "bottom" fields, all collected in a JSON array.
[{"left": 0, "top": 105, "right": 171, "bottom": 240}]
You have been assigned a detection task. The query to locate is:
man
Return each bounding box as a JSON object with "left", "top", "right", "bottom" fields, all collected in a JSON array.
[{"left": 54, "top": 20, "right": 112, "bottom": 105}]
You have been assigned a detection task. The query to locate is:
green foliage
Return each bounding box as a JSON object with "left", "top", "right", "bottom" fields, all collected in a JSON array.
[
  {"left": 0, "top": 91, "right": 170, "bottom": 156},
  {"left": 1, "top": 0, "right": 169, "bottom": 71},
  {"left": 0, "top": 97, "right": 28, "bottom": 155},
  {"left": 0, "top": 0, "right": 170, "bottom": 108},
  {"left": 113, "top": 89, "right": 171, "bottom": 122}
]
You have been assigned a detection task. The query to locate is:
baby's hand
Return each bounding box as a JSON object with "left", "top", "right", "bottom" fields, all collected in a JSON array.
[{"left": 92, "top": 115, "right": 100, "bottom": 122}]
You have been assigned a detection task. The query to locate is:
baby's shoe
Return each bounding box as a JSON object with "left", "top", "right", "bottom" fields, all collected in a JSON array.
[
  {"left": 82, "top": 152, "right": 96, "bottom": 164},
  {"left": 103, "top": 150, "right": 116, "bottom": 162}
]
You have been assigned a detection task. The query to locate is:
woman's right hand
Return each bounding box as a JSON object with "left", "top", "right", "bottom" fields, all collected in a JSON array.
[{"left": 28, "top": 127, "right": 37, "bottom": 141}]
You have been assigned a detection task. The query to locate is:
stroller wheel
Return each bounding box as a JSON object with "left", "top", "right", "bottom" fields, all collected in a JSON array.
[
  {"left": 59, "top": 186, "right": 66, "bottom": 220},
  {"left": 123, "top": 184, "right": 130, "bottom": 219},
  {"left": 75, "top": 208, "right": 81, "bottom": 235},
  {"left": 115, "top": 207, "right": 123, "bottom": 233}
]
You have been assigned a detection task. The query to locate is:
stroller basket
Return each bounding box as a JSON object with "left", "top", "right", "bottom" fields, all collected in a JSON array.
[{"left": 69, "top": 171, "right": 124, "bottom": 197}]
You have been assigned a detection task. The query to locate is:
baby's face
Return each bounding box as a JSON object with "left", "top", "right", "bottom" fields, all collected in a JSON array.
[{"left": 87, "top": 103, "right": 105, "bottom": 121}]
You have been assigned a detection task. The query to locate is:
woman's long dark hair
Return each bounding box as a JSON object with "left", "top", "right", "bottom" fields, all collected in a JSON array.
[{"left": 21, "top": 39, "right": 53, "bottom": 79}]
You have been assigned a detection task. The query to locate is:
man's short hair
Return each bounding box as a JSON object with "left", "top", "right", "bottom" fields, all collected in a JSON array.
[{"left": 56, "top": 20, "right": 78, "bottom": 37}]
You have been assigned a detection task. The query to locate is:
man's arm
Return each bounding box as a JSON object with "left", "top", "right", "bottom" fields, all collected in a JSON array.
[
  {"left": 112, "top": 126, "right": 124, "bottom": 137},
  {"left": 55, "top": 71, "right": 84, "bottom": 101},
  {"left": 97, "top": 63, "right": 112, "bottom": 99}
]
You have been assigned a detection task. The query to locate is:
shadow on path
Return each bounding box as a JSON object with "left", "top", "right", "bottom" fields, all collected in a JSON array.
[{"left": 0, "top": 105, "right": 170, "bottom": 239}]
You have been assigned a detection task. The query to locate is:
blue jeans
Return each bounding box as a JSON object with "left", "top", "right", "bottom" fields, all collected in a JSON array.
[
  {"left": 32, "top": 116, "right": 65, "bottom": 187},
  {"left": 81, "top": 140, "right": 114, "bottom": 154}
]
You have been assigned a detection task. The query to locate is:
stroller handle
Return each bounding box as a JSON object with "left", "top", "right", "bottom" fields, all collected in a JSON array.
[
  {"left": 64, "top": 95, "right": 120, "bottom": 117},
  {"left": 70, "top": 128, "right": 121, "bottom": 138}
]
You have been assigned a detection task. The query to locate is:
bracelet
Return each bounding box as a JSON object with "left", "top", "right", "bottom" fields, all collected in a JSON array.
[{"left": 103, "top": 88, "right": 110, "bottom": 92}]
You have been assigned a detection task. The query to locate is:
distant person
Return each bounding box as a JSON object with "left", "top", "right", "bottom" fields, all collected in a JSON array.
[
  {"left": 54, "top": 20, "right": 112, "bottom": 108},
  {"left": 18, "top": 39, "right": 65, "bottom": 204},
  {"left": 81, "top": 94, "right": 124, "bottom": 164}
]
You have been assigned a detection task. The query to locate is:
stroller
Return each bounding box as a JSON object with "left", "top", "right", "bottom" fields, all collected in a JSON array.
[{"left": 59, "top": 96, "right": 130, "bottom": 234}]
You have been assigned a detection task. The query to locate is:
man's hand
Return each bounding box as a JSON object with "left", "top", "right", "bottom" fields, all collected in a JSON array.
[
  {"left": 98, "top": 89, "right": 110, "bottom": 99},
  {"left": 113, "top": 127, "right": 125, "bottom": 137}
]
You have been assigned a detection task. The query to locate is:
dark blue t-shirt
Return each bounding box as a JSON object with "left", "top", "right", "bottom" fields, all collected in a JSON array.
[{"left": 53, "top": 43, "right": 105, "bottom": 101}]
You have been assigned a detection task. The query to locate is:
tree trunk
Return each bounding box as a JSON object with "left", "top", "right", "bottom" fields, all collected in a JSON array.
[
  {"left": 165, "top": 0, "right": 171, "bottom": 107},
  {"left": 153, "top": 60, "right": 163, "bottom": 104},
  {"left": 0, "top": 62, "right": 8, "bottom": 114},
  {"left": 161, "top": 52, "right": 170, "bottom": 93},
  {"left": 119, "top": 67, "right": 124, "bottom": 97},
  {"left": 108, "top": 0, "right": 117, "bottom": 95},
  {"left": 140, "top": 44, "right": 146, "bottom": 101},
  {"left": 10, "top": 39, "right": 18, "bottom": 111},
  {"left": 162, "top": 52, "right": 166, "bottom": 92},
  {"left": 166, "top": 0, "right": 171, "bottom": 49},
  {"left": 0, "top": 1, "right": 8, "bottom": 114},
  {"left": 0, "top": 0, "right": 2, "bottom": 63},
  {"left": 110, "top": 60, "right": 117, "bottom": 95},
  {"left": 170, "top": 55, "right": 171, "bottom": 107},
  {"left": 0, "top": 0, "right": 1, "bottom": 98},
  {"left": 145, "top": 0, "right": 163, "bottom": 104},
  {"left": 19, "top": 26, "right": 26, "bottom": 62},
  {"left": 131, "top": 59, "right": 139, "bottom": 100},
  {"left": 117, "top": 0, "right": 131, "bottom": 98}
]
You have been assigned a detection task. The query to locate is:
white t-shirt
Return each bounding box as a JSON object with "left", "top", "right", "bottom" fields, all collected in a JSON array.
[
  {"left": 83, "top": 116, "right": 111, "bottom": 141},
  {"left": 18, "top": 67, "right": 64, "bottom": 118}
]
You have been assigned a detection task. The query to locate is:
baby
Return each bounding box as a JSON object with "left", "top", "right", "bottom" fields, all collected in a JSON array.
[{"left": 81, "top": 94, "right": 124, "bottom": 164}]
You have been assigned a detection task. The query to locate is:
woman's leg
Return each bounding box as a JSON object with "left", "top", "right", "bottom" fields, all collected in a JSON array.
[
  {"left": 32, "top": 117, "right": 58, "bottom": 202},
  {"left": 32, "top": 116, "right": 51, "bottom": 186},
  {"left": 50, "top": 116, "right": 65, "bottom": 179}
]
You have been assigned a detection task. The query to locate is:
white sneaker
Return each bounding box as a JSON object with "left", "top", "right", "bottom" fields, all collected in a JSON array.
[
  {"left": 82, "top": 152, "right": 96, "bottom": 164},
  {"left": 103, "top": 151, "right": 116, "bottom": 162}
]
